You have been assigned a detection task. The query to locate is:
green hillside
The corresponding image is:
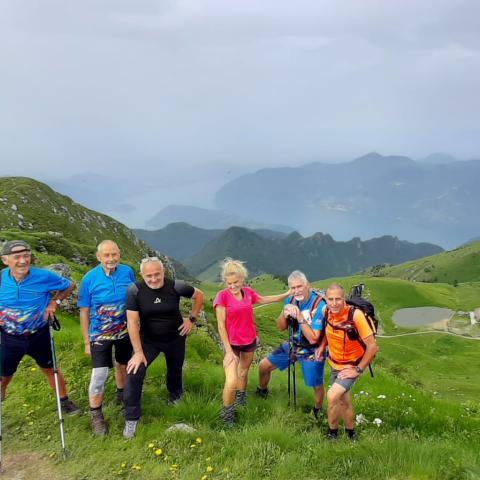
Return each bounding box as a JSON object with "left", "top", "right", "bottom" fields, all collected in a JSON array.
[
  {"left": 0, "top": 177, "right": 194, "bottom": 277},
  {"left": 0, "top": 177, "right": 150, "bottom": 263},
  {"left": 364, "top": 240, "right": 480, "bottom": 284}
]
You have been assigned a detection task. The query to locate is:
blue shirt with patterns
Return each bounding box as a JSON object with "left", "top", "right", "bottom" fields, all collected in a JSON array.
[
  {"left": 78, "top": 264, "right": 135, "bottom": 341},
  {"left": 0, "top": 267, "right": 71, "bottom": 335},
  {"left": 285, "top": 290, "right": 325, "bottom": 345}
]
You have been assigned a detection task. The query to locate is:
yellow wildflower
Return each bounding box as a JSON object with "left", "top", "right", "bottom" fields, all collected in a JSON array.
[
  {"left": 155, "top": 448, "right": 163, "bottom": 456},
  {"left": 206, "top": 466, "right": 214, "bottom": 473},
  {"left": 148, "top": 443, "right": 155, "bottom": 448},
  {"left": 196, "top": 437, "right": 203, "bottom": 444}
]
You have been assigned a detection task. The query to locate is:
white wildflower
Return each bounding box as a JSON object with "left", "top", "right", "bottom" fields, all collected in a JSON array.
[
  {"left": 373, "top": 418, "right": 383, "bottom": 427},
  {"left": 377, "top": 394, "right": 386, "bottom": 399},
  {"left": 356, "top": 413, "right": 368, "bottom": 425}
]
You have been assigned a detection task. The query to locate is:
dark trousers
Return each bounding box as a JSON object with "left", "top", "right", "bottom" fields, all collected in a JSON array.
[{"left": 124, "top": 334, "right": 186, "bottom": 420}]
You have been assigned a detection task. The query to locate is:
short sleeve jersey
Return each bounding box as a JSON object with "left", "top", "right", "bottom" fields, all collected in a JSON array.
[
  {"left": 324, "top": 305, "right": 374, "bottom": 369},
  {"left": 78, "top": 264, "right": 135, "bottom": 341},
  {"left": 0, "top": 267, "right": 71, "bottom": 335},
  {"left": 285, "top": 291, "right": 325, "bottom": 345},
  {"left": 213, "top": 287, "right": 260, "bottom": 346},
  {"left": 126, "top": 278, "right": 194, "bottom": 339}
]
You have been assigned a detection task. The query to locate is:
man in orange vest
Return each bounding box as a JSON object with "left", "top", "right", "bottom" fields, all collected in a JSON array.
[{"left": 316, "top": 284, "right": 378, "bottom": 441}]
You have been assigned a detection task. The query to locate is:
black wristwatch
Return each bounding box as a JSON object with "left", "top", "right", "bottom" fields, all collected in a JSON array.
[
  {"left": 189, "top": 315, "right": 197, "bottom": 323},
  {"left": 354, "top": 366, "right": 364, "bottom": 374}
]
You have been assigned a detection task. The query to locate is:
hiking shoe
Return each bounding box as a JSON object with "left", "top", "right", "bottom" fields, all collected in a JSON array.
[
  {"left": 61, "top": 398, "right": 81, "bottom": 416},
  {"left": 167, "top": 394, "right": 182, "bottom": 406},
  {"left": 325, "top": 429, "right": 338, "bottom": 441},
  {"left": 220, "top": 405, "right": 235, "bottom": 428},
  {"left": 312, "top": 406, "right": 323, "bottom": 420},
  {"left": 234, "top": 390, "right": 247, "bottom": 407},
  {"left": 115, "top": 389, "right": 124, "bottom": 406},
  {"left": 123, "top": 420, "right": 138, "bottom": 439},
  {"left": 255, "top": 387, "right": 269, "bottom": 399},
  {"left": 347, "top": 429, "right": 358, "bottom": 442},
  {"left": 90, "top": 409, "right": 107, "bottom": 436}
]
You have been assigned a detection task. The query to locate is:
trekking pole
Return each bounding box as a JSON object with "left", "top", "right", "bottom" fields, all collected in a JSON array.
[
  {"left": 47, "top": 314, "right": 67, "bottom": 459},
  {"left": 286, "top": 318, "right": 297, "bottom": 411},
  {"left": 287, "top": 323, "right": 292, "bottom": 408}
]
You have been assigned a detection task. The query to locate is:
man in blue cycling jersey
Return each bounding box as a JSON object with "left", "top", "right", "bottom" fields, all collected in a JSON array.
[
  {"left": 0, "top": 240, "right": 80, "bottom": 414},
  {"left": 78, "top": 240, "right": 135, "bottom": 435}
]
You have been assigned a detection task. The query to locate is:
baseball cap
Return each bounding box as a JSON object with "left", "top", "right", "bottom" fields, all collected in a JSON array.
[{"left": 1, "top": 240, "right": 32, "bottom": 256}]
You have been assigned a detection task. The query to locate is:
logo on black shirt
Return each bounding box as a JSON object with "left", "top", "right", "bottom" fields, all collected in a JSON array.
[{"left": 154, "top": 297, "right": 162, "bottom": 304}]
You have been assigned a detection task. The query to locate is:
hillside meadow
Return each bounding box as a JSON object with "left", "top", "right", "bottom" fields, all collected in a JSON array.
[{"left": 2, "top": 272, "right": 480, "bottom": 479}]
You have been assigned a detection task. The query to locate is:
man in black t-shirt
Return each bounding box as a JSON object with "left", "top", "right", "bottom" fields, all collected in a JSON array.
[{"left": 122, "top": 257, "right": 204, "bottom": 438}]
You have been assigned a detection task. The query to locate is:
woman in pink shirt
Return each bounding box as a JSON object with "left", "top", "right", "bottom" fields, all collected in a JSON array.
[{"left": 214, "top": 258, "right": 289, "bottom": 426}]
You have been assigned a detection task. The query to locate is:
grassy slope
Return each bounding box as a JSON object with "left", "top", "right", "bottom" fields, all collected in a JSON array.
[
  {"left": 365, "top": 240, "right": 480, "bottom": 284},
  {"left": 3, "top": 275, "right": 480, "bottom": 479}
]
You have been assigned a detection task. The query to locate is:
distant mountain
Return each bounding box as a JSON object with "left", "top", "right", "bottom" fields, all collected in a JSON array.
[
  {"left": 213, "top": 152, "right": 480, "bottom": 248},
  {"left": 146, "top": 205, "right": 294, "bottom": 233},
  {"left": 183, "top": 226, "right": 443, "bottom": 281},
  {"left": 135, "top": 222, "right": 288, "bottom": 261},
  {"left": 364, "top": 240, "right": 480, "bottom": 285}
]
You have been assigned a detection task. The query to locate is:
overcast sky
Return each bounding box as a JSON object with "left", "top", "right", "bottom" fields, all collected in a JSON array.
[{"left": 1, "top": 0, "right": 480, "bottom": 221}]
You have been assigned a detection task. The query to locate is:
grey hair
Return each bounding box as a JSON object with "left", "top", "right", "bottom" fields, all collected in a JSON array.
[
  {"left": 325, "top": 283, "right": 345, "bottom": 297},
  {"left": 140, "top": 256, "right": 164, "bottom": 274},
  {"left": 287, "top": 270, "right": 308, "bottom": 285},
  {"left": 97, "top": 240, "right": 120, "bottom": 254}
]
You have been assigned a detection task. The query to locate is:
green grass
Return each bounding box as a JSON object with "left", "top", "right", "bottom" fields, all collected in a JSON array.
[{"left": 4, "top": 316, "right": 480, "bottom": 480}]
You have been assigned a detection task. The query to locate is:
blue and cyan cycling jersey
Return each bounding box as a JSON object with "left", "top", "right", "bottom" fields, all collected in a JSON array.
[
  {"left": 78, "top": 264, "right": 135, "bottom": 341},
  {"left": 0, "top": 267, "right": 71, "bottom": 335},
  {"left": 284, "top": 291, "right": 325, "bottom": 346}
]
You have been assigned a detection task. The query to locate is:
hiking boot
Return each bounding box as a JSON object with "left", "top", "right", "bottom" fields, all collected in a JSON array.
[
  {"left": 123, "top": 420, "right": 138, "bottom": 439},
  {"left": 325, "top": 429, "right": 338, "bottom": 441},
  {"left": 115, "top": 389, "right": 124, "bottom": 406},
  {"left": 60, "top": 398, "right": 81, "bottom": 416},
  {"left": 220, "top": 405, "right": 235, "bottom": 428},
  {"left": 346, "top": 429, "right": 358, "bottom": 442},
  {"left": 312, "top": 406, "right": 323, "bottom": 420},
  {"left": 255, "top": 387, "right": 269, "bottom": 399},
  {"left": 234, "top": 390, "right": 247, "bottom": 407},
  {"left": 167, "top": 393, "right": 182, "bottom": 406},
  {"left": 90, "top": 409, "right": 107, "bottom": 436}
]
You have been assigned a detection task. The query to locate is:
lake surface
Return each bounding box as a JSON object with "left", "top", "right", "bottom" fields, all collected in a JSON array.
[{"left": 393, "top": 307, "right": 454, "bottom": 327}]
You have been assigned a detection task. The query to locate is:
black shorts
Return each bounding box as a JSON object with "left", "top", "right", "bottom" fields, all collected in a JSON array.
[
  {"left": 1, "top": 326, "right": 53, "bottom": 377},
  {"left": 231, "top": 338, "right": 258, "bottom": 356},
  {"left": 90, "top": 335, "right": 132, "bottom": 368}
]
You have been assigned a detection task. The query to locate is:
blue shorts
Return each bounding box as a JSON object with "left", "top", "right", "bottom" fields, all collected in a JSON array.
[
  {"left": 267, "top": 341, "right": 325, "bottom": 387},
  {"left": 1, "top": 326, "right": 53, "bottom": 377}
]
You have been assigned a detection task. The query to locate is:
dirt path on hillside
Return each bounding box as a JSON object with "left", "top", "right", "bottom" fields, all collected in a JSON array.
[{"left": 1, "top": 452, "right": 63, "bottom": 480}]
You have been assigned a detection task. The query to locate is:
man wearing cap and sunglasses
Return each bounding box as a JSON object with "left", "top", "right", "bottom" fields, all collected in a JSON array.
[
  {"left": 0, "top": 240, "right": 80, "bottom": 414},
  {"left": 122, "top": 257, "right": 204, "bottom": 438}
]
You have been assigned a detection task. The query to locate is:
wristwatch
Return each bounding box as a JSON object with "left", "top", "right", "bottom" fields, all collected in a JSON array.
[
  {"left": 354, "top": 366, "right": 364, "bottom": 374},
  {"left": 189, "top": 315, "right": 197, "bottom": 323}
]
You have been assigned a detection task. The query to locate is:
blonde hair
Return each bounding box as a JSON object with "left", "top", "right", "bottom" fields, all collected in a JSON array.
[{"left": 220, "top": 257, "right": 248, "bottom": 282}]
